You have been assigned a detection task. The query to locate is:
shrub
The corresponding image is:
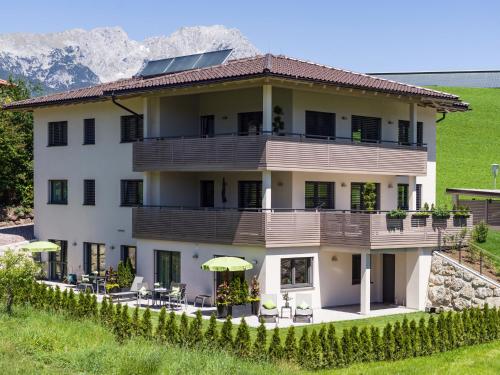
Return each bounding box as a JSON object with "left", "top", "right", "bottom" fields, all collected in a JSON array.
[
  {"left": 141, "top": 307, "right": 153, "bottom": 340},
  {"left": 100, "top": 296, "right": 109, "bottom": 325},
  {"left": 432, "top": 205, "right": 451, "bottom": 219},
  {"left": 363, "top": 182, "right": 377, "bottom": 212},
  {"left": 382, "top": 323, "right": 394, "bottom": 361},
  {"left": 386, "top": 209, "right": 407, "bottom": 219},
  {"left": 204, "top": 313, "right": 218, "bottom": 344},
  {"left": 249, "top": 275, "right": 260, "bottom": 301},
  {"left": 454, "top": 312, "right": 465, "bottom": 348},
  {"left": 61, "top": 289, "right": 68, "bottom": 310},
  {"left": 219, "top": 316, "right": 233, "bottom": 350},
  {"left": 392, "top": 321, "right": 404, "bottom": 360},
  {"left": 234, "top": 317, "right": 251, "bottom": 358},
  {"left": 298, "top": 328, "right": 311, "bottom": 368},
  {"left": 446, "top": 312, "right": 456, "bottom": 349},
  {"left": 253, "top": 319, "right": 267, "bottom": 361},
  {"left": 331, "top": 332, "right": 344, "bottom": 367},
  {"left": 310, "top": 329, "right": 322, "bottom": 370},
  {"left": 178, "top": 312, "right": 189, "bottom": 347},
  {"left": 67, "top": 289, "right": 77, "bottom": 316},
  {"left": 427, "top": 315, "right": 438, "bottom": 352},
  {"left": 117, "top": 260, "right": 134, "bottom": 288},
  {"left": 156, "top": 307, "right": 167, "bottom": 342},
  {"left": 341, "top": 328, "right": 353, "bottom": 365},
  {"left": 358, "top": 327, "right": 372, "bottom": 362},
  {"left": 131, "top": 306, "right": 140, "bottom": 336},
  {"left": 472, "top": 221, "right": 489, "bottom": 243},
  {"left": 90, "top": 294, "right": 98, "bottom": 319},
  {"left": 349, "top": 326, "right": 360, "bottom": 362},
  {"left": 121, "top": 304, "right": 132, "bottom": 341},
  {"left": 188, "top": 310, "right": 203, "bottom": 348},
  {"left": 418, "top": 317, "right": 431, "bottom": 355},
  {"left": 319, "top": 325, "right": 331, "bottom": 368},
  {"left": 283, "top": 326, "right": 297, "bottom": 362},
  {"left": 408, "top": 319, "right": 418, "bottom": 356},
  {"left": 268, "top": 326, "right": 282, "bottom": 361},
  {"left": 53, "top": 286, "right": 62, "bottom": 311},
  {"left": 240, "top": 279, "right": 249, "bottom": 304},
  {"left": 401, "top": 317, "right": 411, "bottom": 358},
  {"left": 437, "top": 313, "right": 448, "bottom": 352},
  {"left": 165, "top": 311, "right": 178, "bottom": 345},
  {"left": 370, "top": 326, "right": 383, "bottom": 361}
]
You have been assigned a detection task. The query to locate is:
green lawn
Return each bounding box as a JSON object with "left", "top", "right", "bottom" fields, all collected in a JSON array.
[
  {"left": 479, "top": 228, "right": 500, "bottom": 258},
  {"left": 1, "top": 307, "right": 499, "bottom": 375}
]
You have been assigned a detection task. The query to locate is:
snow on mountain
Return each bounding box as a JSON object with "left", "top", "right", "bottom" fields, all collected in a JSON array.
[{"left": 0, "top": 25, "right": 259, "bottom": 94}]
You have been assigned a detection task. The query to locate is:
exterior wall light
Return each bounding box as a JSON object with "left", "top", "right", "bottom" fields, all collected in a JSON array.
[
  {"left": 72, "top": 241, "right": 77, "bottom": 246},
  {"left": 388, "top": 183, "right": 393, "bottom": 189},
  {"left": 252, "top": 259, "right": 258, "bottom": 265},
  {"left": 341, "top": 116, "right": 347, "bottom": 120},
  {"left": 388, "top": 120, "right": 393, "bottom": 124},
  {"left": 331, "top": 255, "right": 338, "bottom": 262},
  {"left": 193, "top": 253, "right": 199, "bottom": 259},
  {"left": 341, "top": 182, "right": 346, "bottom": 187}
]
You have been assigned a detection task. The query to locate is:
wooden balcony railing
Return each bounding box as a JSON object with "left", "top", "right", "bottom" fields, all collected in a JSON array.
[
  {"left": 133, "top": 133, "right": 428, "bottom": 175},
  {"left": 132, "top": 207, "right": 472, "bottom": 249}
]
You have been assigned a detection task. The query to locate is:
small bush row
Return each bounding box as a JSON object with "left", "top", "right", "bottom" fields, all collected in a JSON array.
[{"left": 26, "top": 282, "right": 500, "bottom": 370}]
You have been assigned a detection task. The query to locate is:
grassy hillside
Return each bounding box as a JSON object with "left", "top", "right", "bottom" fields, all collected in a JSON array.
[{"left": 433, "top": 86, "right": 500, "bottom": 205}]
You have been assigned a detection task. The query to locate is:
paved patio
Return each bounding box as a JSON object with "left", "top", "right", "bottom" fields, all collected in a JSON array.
[{"left": 42, "top": 280, "right": 418, "bottom": 329}]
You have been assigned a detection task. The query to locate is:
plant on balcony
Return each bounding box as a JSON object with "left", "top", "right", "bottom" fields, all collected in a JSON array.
[
  {"left": 413, "top": 202, "right": 431, "bottom": 218},
  {"left": 386, "top": 209, "right": 407, "bottom": 219},
  {"left": 272, "top": 105, "right": 285, "bottom": 135},
  {"left": 216, "top": 281, "right": 231, "bottom": 318},
  {"left": 248, "top": 275, "right": 260, "bottom": 315},
  {"left": 363, "top": 182, "right": 377, "bottom": 212},
  {"left": 453, "top": 205, "right": 471, "bottom": 218},
  {"left": 432, "top": 205, "right": 451, "bottom": 219}
]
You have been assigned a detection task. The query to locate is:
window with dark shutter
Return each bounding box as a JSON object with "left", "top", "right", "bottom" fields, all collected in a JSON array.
[
  {"left": 305, "top": 111, "right": 336, "bottom": 138},
  {"left": 120, "top": 115, "right": 143, "bottom": 142},
  {"left": 200, "top": 180, "right": 215, "bottom": 207},
  {"left": 49, "top": 180, "right": 68, "bottom": 204},
  {"left": 398, "top": 120, "right": 410, "bottom": 145},
  {"left": 83, "top": 118, "right": 95, "bottom": 145},
  {"left": 200, "top": 115, "right": 215, "bottom": 137},
  {"left": 83, "top": 179, "right": 95, "bottom": 205},
  {"left": 305, "top": 181, "right": 335, "bottom": 209},
  {"left": 397, "top": 184, "right": 409, "bottom": 210},
  {"left": 238, "top": 181, "right": 262, "bottom": 209},
  {"left": 351, "top": 115, "right": 381, "bottom": 143},
  {"left": 238, "top": 112, "right": 263, "bottom": 135},
  {"left": 351, "top": 182, "right": 380, "bottom": 211},
  {"left": 121, "top": 245, "right": 137, "bottom": 272},
  {"left": 48, "top": 121, "right": 68, "bottom": 146},
  {"left": 417, "top": 122, "right": 423, "bottom": 146},
  {"left": 352, "top": 254, "right": 361, "bottom": 284},
  {"left": 120, "top": 180, "right": 143, "bottom": 206},
  {"left": 416, "top": 184, "right": 422, "bottom": 210}
]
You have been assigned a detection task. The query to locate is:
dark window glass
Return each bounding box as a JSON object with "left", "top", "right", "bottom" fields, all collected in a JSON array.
[
  {"left": 238, "top": 181, "right": 262, "bottom": 209},
  {"left": 121, "top": 245, "right": 137, "bottom": 272},
  {"left": 200, "top": 180, "right": 214, "bottom": 208},
  {"left": 352, "top": 254, "right": 361, "bottom": 285},
  {"left": 83, "top": 242, "right": 106, "bottom": 275},
  {"left": 416, "top": 184, "right": 422, "bottom": 210},
  {"left": 200, "top": 115, "right": 215, "bottom": 137},
  {"left": 83, "top": 118, "right": 95, "bottom": 145},
  {"left": 48, "top": 239, "right": 68, "bottom": 281},
  {"left": 417, "top": 122, "right": 423, "bottom": 146},
  {"left": 398, "top": 120, "right": 423, "bottom": 146},
  {"left": 48, "top": 121, "right": 68, "bottom": 146},
  {"left": 351, "top": 182, "right": 380, "bottom": 211},
  {"left": 155, "top": 250, "right": 181, "bottom": 288},
  {"left": 120, "top": 115, "right": 143, "bottom": 142},
  {"left": 83, "top": 179, "right": 95, "bottom": 205},
  {"left": 238, "top": 112, "right": 263, "bottom": 135},
  {"left": 351, "top": 115, "right": 381, "bottom": 143},
  {"left": 305, "top": 181, "right": 335, "bottom": 209},
  {"left": 305, "top": 111, "right": 335, "bottom": 138},
  {"left": 120, "top": 180, "right": 143, "bottom": 206},
  {"left": 397, "top": 184, "right": 409, "bottom": 210},
  {"left": 280, "top": 257, "right": 313, "bottom": 288},
  {"left": 49, "top": 180, "right": 68, "bottom": 204}
]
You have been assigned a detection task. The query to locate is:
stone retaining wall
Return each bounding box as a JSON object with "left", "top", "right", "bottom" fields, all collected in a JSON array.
[{"left": 426, "top": 252, "right": 500, "bottom": 311}]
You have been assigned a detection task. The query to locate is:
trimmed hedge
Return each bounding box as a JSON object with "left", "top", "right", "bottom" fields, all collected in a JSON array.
[{"left": 25, "top": 282, "right": 500, "bottom": 370}]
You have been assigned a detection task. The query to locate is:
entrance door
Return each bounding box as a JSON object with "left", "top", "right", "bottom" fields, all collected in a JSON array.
[
  {"left": 383, "top": 254, "right": 395, "bottom": 304},
  {"left": 48, "top": 240, "right": 68, "bottom": 281}
]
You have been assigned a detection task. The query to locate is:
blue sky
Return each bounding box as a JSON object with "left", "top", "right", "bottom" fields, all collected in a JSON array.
[{"left": 2, "top": 0, "right": 499, "bottom": 72}]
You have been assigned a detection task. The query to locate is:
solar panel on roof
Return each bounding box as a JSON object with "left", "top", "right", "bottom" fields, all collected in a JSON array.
[{"left": 138, "top": 49, "right": 233, "bottom": 77}]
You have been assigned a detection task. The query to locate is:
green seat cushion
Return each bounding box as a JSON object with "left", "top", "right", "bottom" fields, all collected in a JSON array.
[
  {"left": 171, "top": 286, "right": 180, "bottom": 294},
  {"left": 263, "top": 300, "right": 276, "bottom": 309},
  {"left": 297, "top": 301, "right": 310, "bottom": 310}
]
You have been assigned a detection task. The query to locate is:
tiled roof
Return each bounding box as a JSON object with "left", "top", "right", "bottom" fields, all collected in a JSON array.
[
  {"left": 0, "top": 79, "right": 9, "bottom": 85},
  {"left": 3, "top": 54, "right": 468, "bottom": 110}
]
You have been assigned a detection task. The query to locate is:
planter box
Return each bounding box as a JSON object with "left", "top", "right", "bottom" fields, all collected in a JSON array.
[{"left": 231, "top": 304, "right": 252, "bottom": 318}]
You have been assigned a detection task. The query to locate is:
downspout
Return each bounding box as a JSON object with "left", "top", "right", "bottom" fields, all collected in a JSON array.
[
  {"left": 436, "top": 112, "right": 446, "bottom": 123},
  {"left": 111, "top": 92, "right": 143, "bottom": 119}
]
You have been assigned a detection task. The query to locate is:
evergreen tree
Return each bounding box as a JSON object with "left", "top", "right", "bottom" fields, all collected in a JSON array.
[
  {"left": 234, "top": 317, "right": 251, "bottom": 358},
  {"left": 427, "top": 315, "right": 438, "bottom": 353},
  {"left": 113, "top": 303, "right": 123, "bottom": 341},
  {"left": 310, "top": 329, "right": 322, "bottom": 370},
  {"left": 469, "top": 308, "right": 479, "bottom": 344},
  {"left": 392, "top": 321, "right": 403, "bottom": 360},
  {"left": 121, "top": 304, "right": 132, "bottom": 341},
  {"left": 100, "top": 297, "right": 109, "bottom": 326},
  {"left": 418, "top": 317, "right": 430, "bottom": 356},
  {"left": 349, "top": 326, "right": 360, "bottom": 362},
  {"left": 61, "top": 289, "right": 68, "bottom": 310},
  {"left": 408, "top": 319, "right": 418, "bottom": 357},
  {"left": 461, "top": 309, "right": 472, "bottom": 345},
  {"left": 283, "top": 326, "right": 297, "bottom": 363},
  {"left": 481, "top": 304, "right": 490, "bottom": 342},
  {"left": 89, "top": 295, "right": 98, "bottom": 319},
  {"left": 341, "top": 328, "right": 353, "bottom": 365},
  {"left": 331, "top": 334, "right": 344, "bottom": 368},
  {"left": 298, "top": 328, "right": 311, "bottom": 368},
  {"left": 141, "top": 308, "right": 153, "bottom": 340},
  {"left": 436, "top": 313, "right": 447, "bottom": 352},
  {"left": 319, "top": 325, "right": 332, "bottom": 368},
  {"left": 370, "top": 326, "right": 383, "bottom": 361},
  {"left": 38, "top": 284, "right": 47, "bottom": 309},
  {"left": 45, "top": 287, "right": 54, "bottom": 311},
  {"left": 382, "top": 323, "right": 394, "bottom": 361},
  {"left": 204, "top": 313, "right": 218, "bottom": 344},
  {"left": 453, "top": 312, "right": 465, "bottom": 348},
  {"left": 268, "top": 326, "right": 282, "bottom": 361},
  {"left": 165, "top": 311, "right": 179, "bottom": 345},
  {"left": 219, "top": 315, "right": 233, "bottom": 350},
  {"left": 178, "top": 312, "right": 189, "bottom": 347},
  {"left": 53, "top": 286, "right": 62, "bottom": 311},
  {"left": 131, "top": 306, "right": 140, "bottom": 336},
  {"left": 106, "top": 298, "right": 114, "bottom": 327},
  {"left": 446, "top": 312, "right": 456, "bottom": 349},
  {"left": 253, "top": 319, "right": 267, "bottom": 361},
  {"left": 156, "top": 307, "right": 167, "bottom": 342},
  {"left": 401, "top": 317, "right": 411, "bottom": 358},
  {"left": 67, "top": 289, "right": 77, "bottom": 317},
  {"left": 358, "top": 327, "right": 372, "bottom": 362},
  {"left": 188, "top": 310, "right": 203, "bottom": 348}
]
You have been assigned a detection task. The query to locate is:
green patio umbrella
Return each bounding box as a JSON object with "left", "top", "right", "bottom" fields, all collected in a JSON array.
[
  {"left": 201, "top": 256, "right": 253, "bottom": 272},
  {"left": 21, "top": 241, "right": 61, "bottom": 253}
]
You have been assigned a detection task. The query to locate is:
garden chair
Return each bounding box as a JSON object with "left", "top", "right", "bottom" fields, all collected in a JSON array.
[
  {"left": 108, "top": 276, "right": 144, "bottom": 302},
  {"left": 166, "top": 283, "right": 187, "bottom": 310},
  {"left": 259, "top": 294, "right": 279, "bottom": 323},
  {"left": 293, "top": 293, "right": 313, "bottom": 323}
]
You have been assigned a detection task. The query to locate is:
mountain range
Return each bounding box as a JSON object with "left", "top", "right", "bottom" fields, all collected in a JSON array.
[{"left": 0, "top": 25, "right": 259, "bottom": 94}]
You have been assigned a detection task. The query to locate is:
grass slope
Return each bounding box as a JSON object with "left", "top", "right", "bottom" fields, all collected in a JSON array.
[
  {"left": 475, "top": 229, "right": 500, "bottom": 258},
  {"left": 434, "top": 86, "right": 500, "bottom": 205}
]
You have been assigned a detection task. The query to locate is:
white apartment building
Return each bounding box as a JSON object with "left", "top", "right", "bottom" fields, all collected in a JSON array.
[{"left": 5, "top": 52, "right": 470, "bottom": 314}]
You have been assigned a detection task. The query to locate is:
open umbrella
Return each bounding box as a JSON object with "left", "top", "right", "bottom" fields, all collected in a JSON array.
[
  {"left": 21, "top": 241, "right": 60, "bottom": 252},
  {"left": 201, "top": 256, "right": 253, "bottom": 272}
]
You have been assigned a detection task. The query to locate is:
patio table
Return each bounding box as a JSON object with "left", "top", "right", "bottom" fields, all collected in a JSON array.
[{"left": 151, "top": 288, "right": 169, "bottom": 306}]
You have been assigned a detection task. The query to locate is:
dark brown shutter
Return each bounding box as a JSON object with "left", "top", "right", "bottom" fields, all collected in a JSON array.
[
  {"left": 48, "top": 121, "right": 68, "bottom": 146},
  {"left": 416, "top": 184, "right": 422, "bottom": 210},
  {"left": 352, "top": 115, "right": 381, "bottom": 143},
  {"left": 238, "top": 181, "right": 262, "bottom": 209},
  {"left": 398, "top": 120, "right": 410, "bottom": 145},
  {"left": 121, "top": 115, "right": 143, "bottom": 142},
  {"left": 83, "top": 179, "right": 95, "bottom": 205},
  {"left": 121, "top": 180, "right": 143, "bottom": 206},
  {"left": 417, "top": 122, "right": 423, "bottom": 146},
  {"left": 305, "top": 111, "right": 336, "bottom": 138},
  {"left": 83, "top": 119, "right": 95, "bottom": 144}
]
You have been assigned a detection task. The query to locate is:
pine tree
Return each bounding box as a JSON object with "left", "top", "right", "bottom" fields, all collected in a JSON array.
[
  {"left": 298, "top": 328, "right": 311, "bottom": 368},
  {"left": 61, "top": 289, "right": 68, "bottom": 310},
  {"left": 358, "top": 327, "right": 372, "bottom": 362},
  {"left": 253, "top": 319, "right": 267, "bottom": 361},
  {"left": 219, "top": 315, "right": 233, "bottom": 350},
  {"left": 453, "top": 312, "right": 464, "bottom": 348},
  {"left": 331, "top": 334, "right": 344, "bottom": 368},
  {"left": 141, "top": 307, "right": 153, "bottom": 340},
  {"left": 392, "top": 321, "right": 403, "bottom": 360},
  {"left": 156, "top": 307, "right": 167, "bottom": 342},
  {"left": 204, "top": 313, "right": 218, "bottom": 344},
  {"left": 121, "top": 304, "right": 132, "bottom": 341},
  {"left": 324, "top": 324, "right": 336, "bottom": 368},
  {"left": 100, "top": 297, "right": 109, "bottom": 326},
  {"left": 67, "top": 288, "right": 77, "bottom": 317},
  {"left": 131, "top": 306, "right": 140, "bottom": 336},
  {"left": 268, "top": 326, "right": 282, "bottom": 361},
  {"left": 178, "top": 312, "right": 189, "bottom": 347},
  {"left": 408, "top": 319, "right": 418, "bottom": 356},
  {"left": 427, "top": 315, "right": 438, "bottom": 353},
  {"left": 234, "top": 317, "right": 251, "bottom": 358},
  {"left": 165, "top": 311, "right": 178, "bottom": 345},
  {"left": 478, "top": 306, "right": 487, "bottom": 343},
  {"left": 401, "top": 317, "right": 411, "bottom": 358},
  {"left": 370, "top": 326, "right": 383, "bottom": 361},
  {"left": 113, "top": 303, "right": 123, "bottom": 341},
  {"left": 310, "top": 329, "right": 322, "bottom": 370},
  {"left": 418, "top": 317, "right": 430, "bottom": 356},
  {"left": 341, "top": 328, "right": 353, "bottom": 365},
  {"left": 382, "top": 323, "right": 394, "bottom": 361},
  {"left": 283, "top": 326, "right": 297, "bottom": 363},
  {"left": 106, "top": 298, "right": 114, "bottom": 327},
  {"left": 349, "top": 326, "right": 360, "bottom": 362},
  {"left": 319, "top": 325, "right": 331, "bottom": 368},
  {"left": 38, "top": 285, "right": 47, "bottom": 309},
  {"left": 436, "top": 313, "right": 447, "bottom": 352},
  {"left": 461, "top": 309, "right": 472, "bottom": 345},
  {"left": 45, "top": 287, "right": 54, "bottom": 311},
  {"left": 53, "top": 286, "right": 62, "bottom": 311},
  {"left": 90, "top": 295, "right": 98, "bottom": 320},
  {"left": 188, "top": 310, "right": 203, "bottom": 348},
  {"left": 446, "top": 311, "right": 456, "bottom": 349}
]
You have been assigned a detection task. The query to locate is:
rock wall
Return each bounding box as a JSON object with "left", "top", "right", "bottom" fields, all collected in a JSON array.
[{"left": 426, "top": 252, "right": 500, "bottom": 311}]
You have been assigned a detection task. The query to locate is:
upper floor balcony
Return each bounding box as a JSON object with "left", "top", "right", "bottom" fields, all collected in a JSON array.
[{"left": 133, "top": 132, "right": 427, "bottom": 176}]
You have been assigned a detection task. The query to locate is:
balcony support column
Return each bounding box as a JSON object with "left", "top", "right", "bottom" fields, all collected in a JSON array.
[
  {"left": 360, "top": 251, "right": 371, "bottom": 315},
  {"left": 262, "top": 171, "right": 272, "bottom": 209},
  {"left": 409, "top": 175, "right": 417, "bottom": 210},
  {"left": 263, "top": 84, "right": 273, "bottom": 133},
  {"left": 409, "top": 102, "right": 417, "bottom": 145}
]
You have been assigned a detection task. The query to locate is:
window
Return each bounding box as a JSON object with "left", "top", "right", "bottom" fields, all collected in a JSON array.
[
  {"left": 398, "top": 120, "right": 423, "bottom": 146},
  {"left": 155, "top": 250, "right": 181, "bottom": 288},
  {"left": 397, "top": 184, "right": 409, "bottom": 210},
  {"left": 351, "top": 115, "right": 381, "bottom": 143},
  {"left": 238, "top": 181, "right": 262, "bottom": 209},
  {"left": 48, "top": 121, "right": 67, "bottom": 146},
  {"left": 238, "top": 112, "right": 263, "bottom": 135},
  {"left": 200, "top": 180, "right": 214, "bottom": 208},
  {"left": 352, "top": 254, "right": 361, "bottom": 285},
  {"left": 48, "top": 240, "right": 68, "bottom": 281},
  {"left": 120, "top": 180, "right": 143, "bottom": 206},
  {"left": 121, "top": 245, "right": 137, "bottom": 272},
  {"left": 49, "top": 180, "right": 68, "bottom": 204},
  {"left": 83, "top": 179, "right": 95, "bottom": 205},
  {"left": 200, "top": 115, "right": 215, "bottom": 137},
  {"left": 305, "top": 111, "right": 335, "bottom": 138},
  {"left": 83, "top": 242, "right": 106, "bottom": 275},
  {"left": 280, "top": 257, "right": 313, "bottom": 288},
  {"left": 83, "top": 118, "right": 95, "bottom": 145},
  {"left": 416, "top": 184, "right": 422, "bottom": 210},
  {"left": 120, "top": 115, "right": 143, "bottom": 142},
  {"left": 417, "top": 122, "right": 423, "bottom": 147},
  {"left": 305, "top": 181, "right": 335, "bottom": 209},
  {"left": 351, "top": 182, "right": 380, "bottom": 211}
]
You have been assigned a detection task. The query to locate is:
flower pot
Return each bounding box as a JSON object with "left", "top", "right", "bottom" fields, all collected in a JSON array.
[
  {"left": 251, "top": 301, "right": 260, "bottom": 315},
  {"left": 217, "top": 305, "right": 228, "bottom": 318}
]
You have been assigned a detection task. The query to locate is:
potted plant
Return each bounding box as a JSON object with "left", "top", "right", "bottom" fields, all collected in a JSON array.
[
  {"left": 432, "top": 205, "right": 451, "bottom": 219},
  {"left": 363, "top": 182, "right": 377, "bottom": 213},
  {"left": 105, "top": 283, "right": 120, "bottom": 294},
  {"left": 272, "top": 105, "right": 285, "bottom": 135},
  {"left": 386, "top": 209, "right": 407, "bottom": 219},
  {"left": 413, "top": 202, "right": 431, "bottom": 218},
  {"left": 453, "top": 205, "right": 471, "bottom": 218},
  {"left": 216, "top": 281, "right": 231, "bottom": 318},
  {"left": 248, "top": 275, "right": 260, "bottom": 315}
]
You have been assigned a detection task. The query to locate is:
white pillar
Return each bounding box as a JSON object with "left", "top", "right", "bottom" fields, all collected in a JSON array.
[
  {"left": 360, "top": 252, "right": 371, "bottom": 315},
  {"left": 409, "top": 175, "right": 417, "bottom": 211},
  {"left": 143, "top": 97, "right": 149, "bottom": 138},
  {"left": 409, "top": 102, "right": 417, "bottom": 145},
  {"left": 406, "top": 248, "right": 432, "bottom": 310},
  {"left": 263, "top": 85, "right": 272, "bottom": 133},
  {"left": 262, "top": 171, "right": 272, "bottom": 209}
]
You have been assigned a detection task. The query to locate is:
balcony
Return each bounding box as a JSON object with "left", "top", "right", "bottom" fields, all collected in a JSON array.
[
  {"left": 133, "top": 133, "right": 428, "bottom": 175},
  {"left": 132, "top": 207, "right": 472, "bottom": 249}
]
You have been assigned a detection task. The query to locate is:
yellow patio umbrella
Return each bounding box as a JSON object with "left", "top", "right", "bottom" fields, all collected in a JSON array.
[
  {"left": 201, "top": 256, "right": 253, "bottom": 272},
  {"left": 21, "top": 241, "right": 61, "bottom": 253}
]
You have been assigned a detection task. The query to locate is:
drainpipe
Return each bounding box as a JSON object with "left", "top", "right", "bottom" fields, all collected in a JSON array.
[
  {"left": 111, "top": 93, "right": 143, "bottom": 119},
  {"left": 436, "top": 112, "right": 446, "bottom": 123}
]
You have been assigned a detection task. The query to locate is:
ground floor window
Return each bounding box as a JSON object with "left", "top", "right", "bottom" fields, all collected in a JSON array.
[
  {"left": 280, "top": 257, "right": 313, "bottom": 288},
  {"left": 48, "top": 239, "right": 68, "bottom": 281},
  {"left": 120, "top": 245, "right": 137, "bottom": 272},
  {"left": 351, "top": 182, "right": 380, "bottom": 211},
  {"left": 305, "top": 181, "right": 335, "bottom": 209},
  {"left": 83, "top": 242, "right": 106, "bottom": 275},
  {"left": 352, "top": 254, "right": 361, "bottom": 285},
  {"left": 397, "top": 184, "right": 409, "bottom": 210},
  {"left": 154, "top": 250, "right": 180, "bottom": 288}
]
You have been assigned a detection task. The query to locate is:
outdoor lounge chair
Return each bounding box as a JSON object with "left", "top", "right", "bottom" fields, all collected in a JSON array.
[
  {"left": 165, "top": 282, "right": 187, "bottom": 310},
  {"left": 259, "top": 294, "right": 279, "bottom": 323},
  {"left": 108, "top": 276, "right": 144, "bottom": 302},
  {"left": 293, "top": 293, "right": 313, "bottom": 323}
]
